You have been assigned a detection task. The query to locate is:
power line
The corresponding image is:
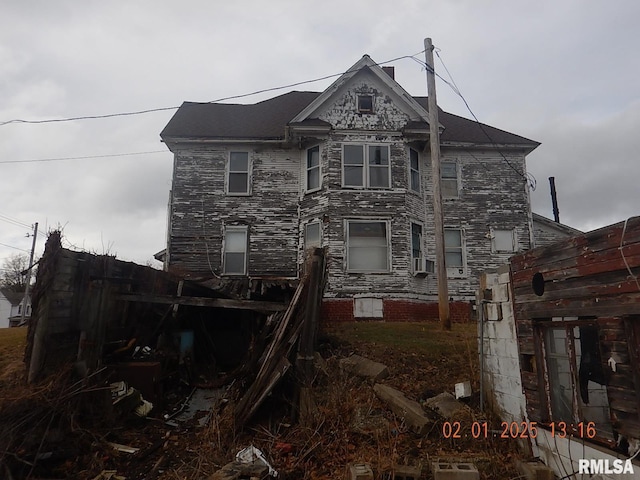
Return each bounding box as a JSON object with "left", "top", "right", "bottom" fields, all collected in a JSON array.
[
  {"left": 0, "top": 150, "right": 168, "bottom": 165},
  {"left": 0, "top": 241, "right": 30, "bottom": 253},
  {"left": 0, "top": 213, "right": 31, "bottom": 229},
  {"left": 0, "top": 214, "right": 46, "bottom": 239},
  {"left": 0, "top": 51, "right": 425, "bottom": 127},
  {"left": 432, "top": 48, "right": 537, "bottom": 191}
]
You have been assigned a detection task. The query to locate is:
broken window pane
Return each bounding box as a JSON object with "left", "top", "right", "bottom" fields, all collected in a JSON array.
[{"left": 542, "top": 321, "right": 615, "bottom": 441}]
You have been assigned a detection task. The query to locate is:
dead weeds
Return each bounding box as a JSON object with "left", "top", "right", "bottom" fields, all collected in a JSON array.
[{"left": 0, "top": 322, "right": 528, "bottom": 479}]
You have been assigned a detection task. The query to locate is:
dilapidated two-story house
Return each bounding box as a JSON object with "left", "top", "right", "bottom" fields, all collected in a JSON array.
[{"left": 160, "top": 55, "right": 539, "bottom": 322}]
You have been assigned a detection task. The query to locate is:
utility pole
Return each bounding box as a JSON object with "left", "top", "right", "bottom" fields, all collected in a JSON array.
[
  {"left": 20, "top": 222, "right": 38, "bottom": 326},
  {"left": 425, "top": 38, "right": 451, "bottom": 330}
]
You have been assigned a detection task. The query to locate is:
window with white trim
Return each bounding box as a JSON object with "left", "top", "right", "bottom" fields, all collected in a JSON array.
[
  {"left": 346, "top": 220, "right": 390, "bottom": 272},
  {"left": 305, "top": 221, "right": 321, "bottom": 250},
  {"left": 227, "top": 152, "right": 250, "bottom": 194},
  {"left": 409, "top": 148, "right": 420, "bottom": 192},
  {"left": 306, "top": 146, "right": 320, "bottom": 191},
  {"left": 223, "top": 226, "right": 247, "bottom": 275},
  {"left": 411, "top": 222, "right": 423, "bottom": 265},
  {"left": 441, "top": 161, "right": 458, "bottom": 198},
  {"left": 343, "top": 144, "right": 390, "bottom": 188},
  {"left": 444, "top": 228, "right": 466, "bottom": 276},
  {"left": 357, "top": 95, "right": 374, "bottom": 113},
  {"left": 491, "top": 228, "right": 517, "bottom": 253}
]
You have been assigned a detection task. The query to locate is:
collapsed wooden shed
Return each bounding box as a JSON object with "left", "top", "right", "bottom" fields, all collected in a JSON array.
[
  {"left": 24, "top": 231, "right": 324, "bottom": 431},
  {"left": 510, "top": 216, "right": 640, "bottom": 450}
]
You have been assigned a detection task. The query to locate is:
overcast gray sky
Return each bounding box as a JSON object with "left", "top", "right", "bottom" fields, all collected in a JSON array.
[{"left": 1, "top": 0, "right": 638, "bottom": 267}]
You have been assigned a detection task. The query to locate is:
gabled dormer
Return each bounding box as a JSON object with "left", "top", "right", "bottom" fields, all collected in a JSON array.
[{"left": 288, "top": 55, "right": 435, "bottom": 139}]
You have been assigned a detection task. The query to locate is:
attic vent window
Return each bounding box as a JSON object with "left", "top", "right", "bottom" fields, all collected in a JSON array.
[{"left": 357, "top": 95, "right": 374, "bottom": 113}]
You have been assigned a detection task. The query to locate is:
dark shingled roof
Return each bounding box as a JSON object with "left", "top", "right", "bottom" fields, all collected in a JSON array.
[
  {"left": 0, "top": 288, "right": 23, "bottom": 306},
  {"left": 161, "top": 91, "right": 539, "bottom": 148}
]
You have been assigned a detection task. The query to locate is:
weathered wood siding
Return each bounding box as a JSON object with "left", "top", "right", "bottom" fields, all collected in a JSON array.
[
  {"left": 434, "top": 149, "right": 532, "bottom": 298},
  {"left": 169, "top": 145, "right": 300, "bottom": 278},
  {"left": 510, "top": 216, "right": 640, "bottom": 444},
  {"left": 167, "top": 73, "right": 534, "bottom": 301}
]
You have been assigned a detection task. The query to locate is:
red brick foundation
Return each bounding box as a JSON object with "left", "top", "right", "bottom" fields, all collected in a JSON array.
[{"left": 321, "top": 298, "right": 474, "bottom": 323}]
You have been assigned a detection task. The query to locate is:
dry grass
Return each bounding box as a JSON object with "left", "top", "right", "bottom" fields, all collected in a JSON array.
[{"left": 0, "top": 322, "right": 527, "bottom": 479}]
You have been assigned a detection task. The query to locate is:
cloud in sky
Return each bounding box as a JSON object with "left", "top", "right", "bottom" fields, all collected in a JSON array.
[{"left": 1, "top": 0, "right": 638, "bottom": 266}]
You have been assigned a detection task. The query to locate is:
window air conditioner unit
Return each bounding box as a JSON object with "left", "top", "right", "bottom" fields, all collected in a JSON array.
[{"left": 413, "top": 257, "right": 435, "bottom": 276}]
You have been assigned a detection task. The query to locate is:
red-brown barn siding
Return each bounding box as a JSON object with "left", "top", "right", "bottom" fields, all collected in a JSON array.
[{"left": 509, "top": 216, "right": 640, "bottom": 449}]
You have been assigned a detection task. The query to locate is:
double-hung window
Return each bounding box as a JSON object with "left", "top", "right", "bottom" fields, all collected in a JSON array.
[
  {"left": 306, "top": 146, "right": 320, "bottom": 191},
  {"left": 227, "top": 152, "right": 250, "bottom": 194},
  {"left": 223, "top": 226, "right": 247, "bottom": 275},
  {"left": 346, "top": 220, "right": 390, "bottom": 273},
  {"left": 441, "top": 161, "right": 458, "bottom": 198},
  {"left": 444, "top": 228, "right": 466, "bottom": 276},
  {"left": 411, "top": 223, "right": 423, "bottom": 271},
  {"left": 343, "top": 144, "right": 390, "bottom": 188},
  {"left": 304, "top": 221, "right": 321, "bottom": 250},
  {"left": 409, "top": 148, "right": 420, "bottom": 192}
]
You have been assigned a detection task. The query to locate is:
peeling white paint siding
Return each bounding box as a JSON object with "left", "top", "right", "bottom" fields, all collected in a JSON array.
[
  {"left": 167, "top": 74, "right": 534, "bottom": 302},
  {"left": 169, "top": 145, "right": 301, "bottom": 277}
]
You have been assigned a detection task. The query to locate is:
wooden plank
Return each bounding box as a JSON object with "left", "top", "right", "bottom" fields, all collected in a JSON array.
[
  {"left": 513, "top": 269, "right": 640, "bottom": 303},
  {"left": 510, "top": 217, "right": 640, "bottom": 272},
  {"left": 514, "top": 295, "right": 640, "bottom": 320},
  {"left": 116, "top": 293, "right": 286, "bottom": 312}
]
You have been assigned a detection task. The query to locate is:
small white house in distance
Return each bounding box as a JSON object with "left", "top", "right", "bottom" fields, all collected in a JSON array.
[
  {"left": 0, "top": 288, "right": 30, "bottom": 327},
  {"left": 0, "top": 289, "right": 12, "bottom": 328}
]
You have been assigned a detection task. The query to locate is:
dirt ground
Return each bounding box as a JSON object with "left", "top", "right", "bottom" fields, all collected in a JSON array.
[{"left": 0, "top": 322, "right": 529, "bottom": 479}]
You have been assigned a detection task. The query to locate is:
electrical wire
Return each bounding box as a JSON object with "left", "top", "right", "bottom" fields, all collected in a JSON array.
[
  {"left": 1, "top": 46, "right": 537, "bottom": 193},
  {"left": 0, "top": 242, "right": 30, "bottom": 253},
  {"left": 414, "top": 47, "right": 537, "bottom": 191},
  {"left": 0, "top": 51, "right": 425, "bottom": 127},
  {"left": 0, "top": 150, "right": 168, "bottom": 165},
  {"left": 0, "top": 214, "right": 47, "bottom": 239},
  {"left": 0, "top": 213, "right": 31, "bottom": 229}
]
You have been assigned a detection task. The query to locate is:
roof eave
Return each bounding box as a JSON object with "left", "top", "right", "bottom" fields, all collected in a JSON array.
[
  {"left": 162, "top": 136, "right": 288, "bottom": 146},
  {"left": 441, "top": 141, "right": 540, "bottom": 154}
]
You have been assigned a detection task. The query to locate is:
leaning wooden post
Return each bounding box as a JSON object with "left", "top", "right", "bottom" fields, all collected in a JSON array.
[{"left": 296, "top": 248, "right": 324, "bottom": 426}]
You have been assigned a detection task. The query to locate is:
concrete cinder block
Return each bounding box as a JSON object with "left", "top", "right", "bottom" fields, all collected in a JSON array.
[
  {"left": 347, "top": 463, "right": 374, "bottom": 480},
  {"left": 492, "top": 283, "right": 510, "bottom": 303},
  {"left": 432, "top": 461, "right": 479, "bottom": 480},
  {"left": 486, "top": 303, "right": 502, "bottom": 321},
  {"left": 515, "top": 460, "right": 554, "bottom": 480},
  {"left": 498, "top": 271, "right": 510, "bottom": 285},
  {"left": 340, "top": 355, "right": 389, "bottom": 381},
  {"left": 373, "top": 384, "right": 434, "bottom": 435}
]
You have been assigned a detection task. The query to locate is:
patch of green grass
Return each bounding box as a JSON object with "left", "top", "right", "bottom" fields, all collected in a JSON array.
[{"left": 326, "top": 321, "right": 477, "bottom": 358}]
